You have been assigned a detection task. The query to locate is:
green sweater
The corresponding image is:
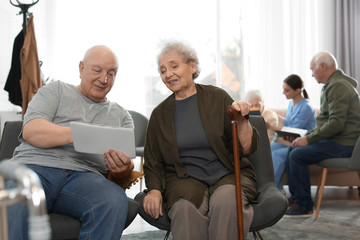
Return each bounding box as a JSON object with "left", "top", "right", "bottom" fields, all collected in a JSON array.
[
  {"left": 144, "top": 84, "right": 258, "bottom": 212},
  {"left": 306, "top": 69, "right": 360, "bottom": 145}
]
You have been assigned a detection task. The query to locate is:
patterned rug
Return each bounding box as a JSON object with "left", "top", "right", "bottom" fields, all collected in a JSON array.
[{"left": 122, "top": 200, "right": 360, "bottom": 240}]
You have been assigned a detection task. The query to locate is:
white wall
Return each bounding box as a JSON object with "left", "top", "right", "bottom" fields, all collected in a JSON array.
[{"left": 0, "top": 0, "right": 49, "bottom": 112}]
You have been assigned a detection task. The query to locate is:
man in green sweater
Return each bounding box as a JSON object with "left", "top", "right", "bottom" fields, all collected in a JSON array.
[{"left": 285, "top": 51, "right": 360, "bottom": 217}]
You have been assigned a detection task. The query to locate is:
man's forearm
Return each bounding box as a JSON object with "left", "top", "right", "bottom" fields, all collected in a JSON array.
[{"left": 22, "top": 118, "right": 73, "bottom": 148}]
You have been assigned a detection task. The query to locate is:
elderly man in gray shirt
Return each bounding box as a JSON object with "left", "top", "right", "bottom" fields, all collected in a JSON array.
[{"left": 6, "top": 45, "right": 134, "bottom": 239}]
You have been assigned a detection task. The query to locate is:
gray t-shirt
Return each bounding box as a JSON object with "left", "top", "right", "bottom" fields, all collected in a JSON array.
[
  {"left": 174, "top": 94, "right": 231, "bottom": 185},
  {"left": 11, "top": 80, "right": 134, "bottom": 176}
]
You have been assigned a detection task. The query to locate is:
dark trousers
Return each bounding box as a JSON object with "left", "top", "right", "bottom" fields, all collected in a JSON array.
[
  {"left": 287, "top": 140, "right": 353, "bottom": 210},
  {"left": 7, "top": 165, "right": 128, "bottom": 240}
]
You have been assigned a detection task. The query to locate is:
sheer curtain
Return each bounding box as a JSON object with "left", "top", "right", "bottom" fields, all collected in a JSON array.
[
  {"left": 241, "top": 0, "right": 336, "bottom": 109},
  {"left": 41, "top": 0, "right": 219, "bottom": 117},
  {"left": 334, "top": 0, "right": 360, "bottom": 92},
  {"left": 1, "top": 0, "right": 356, "bottom": 114}
]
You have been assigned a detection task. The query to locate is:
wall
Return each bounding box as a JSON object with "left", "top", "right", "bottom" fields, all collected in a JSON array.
[
  {"left": 0, "top": 1, "right": 50, "bottom": 112},
  {"left": 1, "top": 1, "right": 356, "bottom": 117}
]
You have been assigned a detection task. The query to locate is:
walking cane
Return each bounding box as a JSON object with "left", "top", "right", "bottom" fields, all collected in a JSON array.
[{"left": 227, "top": 105, "right": 249, "bottom": 240}]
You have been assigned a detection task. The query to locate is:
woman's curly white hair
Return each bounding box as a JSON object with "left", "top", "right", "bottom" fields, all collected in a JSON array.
[{"left": 157, "top": 40, "right": 201, "bottom": 80}]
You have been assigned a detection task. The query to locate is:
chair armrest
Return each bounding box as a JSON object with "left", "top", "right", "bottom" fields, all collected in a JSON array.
[
  {"left": 125, "top": 198, "right": 140, "bottom": 229},
  {"left": 134, "top": 191, "right": 171, "bottom": 231},
  {"left": 250, "top": 182, "right": 288, "bottom": 231}
]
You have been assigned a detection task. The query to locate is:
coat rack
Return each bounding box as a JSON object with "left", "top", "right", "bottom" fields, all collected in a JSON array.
[{"left": 10, "top": 0, "right": 39, "bottom": 36}]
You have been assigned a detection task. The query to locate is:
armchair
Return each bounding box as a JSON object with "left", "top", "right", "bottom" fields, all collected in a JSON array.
[
  {"left": 0, "top": 121, "right": 139, "bottom": 240},
  {"left": 313, "top": 135, "right": 360, "bottom": 220},
  {"left": 135, "top": 115, "right": 288, "bottom": 239},
  {"left": 128, "top": 110, "right": 149, "bottom": 191}
]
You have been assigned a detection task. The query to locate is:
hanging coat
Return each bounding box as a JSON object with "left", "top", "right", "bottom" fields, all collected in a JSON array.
[
  {"left": 4, "top": 30, "right": 24, "bottom": 107},
  {"left": 20, "top": 15, "right": 44, "bottom": 118}
]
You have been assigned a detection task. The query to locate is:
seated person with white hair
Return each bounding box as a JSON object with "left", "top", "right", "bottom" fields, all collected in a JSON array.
[
  {"left": 245, "top": 89, "right": 279, "bottom": 143},
  {"left": 285, "top": 51, "right": 360, "bottom": 216},
  {"left": 5, "top": 45, "right": 137, "bottom": 239}
]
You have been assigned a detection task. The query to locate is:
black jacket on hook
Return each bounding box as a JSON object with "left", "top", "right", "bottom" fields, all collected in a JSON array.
[{"left": 4, "top": 30, "right": 24, "bottom": 107}]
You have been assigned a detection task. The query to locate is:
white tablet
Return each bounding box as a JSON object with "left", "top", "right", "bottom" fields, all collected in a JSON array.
[{"left": 70, "top": 121, "right": 136, "bottom": 158}]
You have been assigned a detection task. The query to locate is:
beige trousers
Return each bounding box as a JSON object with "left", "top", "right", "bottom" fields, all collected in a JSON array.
[{"left": 168, "top": 184, "right": 254, "bottom": 240}]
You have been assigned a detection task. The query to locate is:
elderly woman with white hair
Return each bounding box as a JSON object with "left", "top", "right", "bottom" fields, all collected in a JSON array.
[{"left": 142, "top": 40, "right": 259, "bottom": 239}]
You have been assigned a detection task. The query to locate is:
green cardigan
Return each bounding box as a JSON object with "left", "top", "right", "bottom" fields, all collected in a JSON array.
[
  {"left": 144, "top": 84, "right": 259, "bottom": 212},
  {"left": 306, "top": 69, "right": 360, "bottom": 145}
]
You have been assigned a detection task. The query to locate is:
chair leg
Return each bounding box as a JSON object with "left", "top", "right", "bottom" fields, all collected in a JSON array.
[
  {"left": 164, "top": 230, "right": 171, "bottom": 240},
  {"left": 252, "top": 230, "right": 264, "bottom": 240},
  {"left": 314, "top": 168, "right": 328, "bottom": 220},
  {"left": 140, "top": 156, "right": 144, "bottom": 192},
  {"left": 314, "top": 168, "right": 324, "bottom": 207}
]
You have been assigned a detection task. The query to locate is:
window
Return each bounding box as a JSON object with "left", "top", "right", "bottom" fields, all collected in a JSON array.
[{"left": 1, "top": 0, "right": 335, "bottom": 114}]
